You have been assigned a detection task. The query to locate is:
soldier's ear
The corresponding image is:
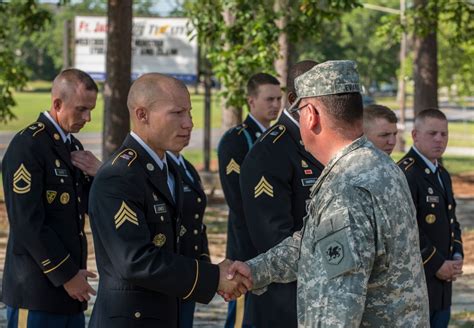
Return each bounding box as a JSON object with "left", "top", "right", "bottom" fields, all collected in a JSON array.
[
  {"left": 52, "top": 98, "right": 62, "bottom": 112},
  {"left": 135, "top": 107, "right": 148, "bottom": 123},
  {"left": 287, "top": 92, "right": 296, "bottom": 105}
]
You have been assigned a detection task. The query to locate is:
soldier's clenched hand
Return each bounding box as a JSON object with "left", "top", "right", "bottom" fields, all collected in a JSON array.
[{"left": 63, "top": 269, "right": 97, "bottom": 302}]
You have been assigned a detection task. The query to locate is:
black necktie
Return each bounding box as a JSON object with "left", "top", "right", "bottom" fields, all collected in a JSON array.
[
  {"left": 435, "top": 167, "right": 445, "bottom": 190},
  {"left": 65, "top": 139, "right": 74, "bottom": 153}
]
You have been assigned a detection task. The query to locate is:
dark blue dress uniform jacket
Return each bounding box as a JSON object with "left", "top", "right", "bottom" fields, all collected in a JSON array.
[
  {"left": 399, "top": 147, "right": 463, "bottom": 314},
  {"left": 88, "top": 134, "right": 219, "bottom": 328},
  {"left": 240, "top": 113, "right": 324, "bottom": 328},
  {"left": 175, "top": 157, "right": 210, "bottom": 262},
  {"left": 1, "top": 113, "right": 91, "bottom": 314},
  {"left": 218, "top": 115, "right": 262, "bottom": 261}
]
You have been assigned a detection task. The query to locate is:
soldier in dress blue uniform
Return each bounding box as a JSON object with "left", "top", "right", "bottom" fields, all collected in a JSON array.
[
  {"left": 399, "top": 108, "right": 463, "bottom": 328},
  {"left": 2, "top": 69, "right": 101, "bottom": 328},
  {"left": 218, "top": 73, "right": 282, "bottom": 327},
  {"left": 167, "top": 149, "right": 210, "bottom": 328},
  {"left": 88, "top": 73, "right": 251, "bottom": 328},
  {"left": 239, "top": 60, "right": 324, "bottom": 327}
]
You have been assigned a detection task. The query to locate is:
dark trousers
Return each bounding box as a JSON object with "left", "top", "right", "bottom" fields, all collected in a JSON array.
[
  {"left": 224, "top": 294, "right": 255, "bottom": 328},
  {"left": 179, "top": 300, "right": 196, "bottom": 328},
  {"left": 7, "top": 306, "right": 85, "bottom": 328},
  {"left": 430, "top": 308, "right": 450, "bottom": 328}
]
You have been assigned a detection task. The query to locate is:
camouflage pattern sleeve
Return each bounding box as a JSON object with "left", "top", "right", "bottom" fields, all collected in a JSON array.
[
  {"left": 300, "top": 188, "right": 377, "bottom": 327},
  {"left": 246, "top": 230, "right": 301, "bottom": 294}
]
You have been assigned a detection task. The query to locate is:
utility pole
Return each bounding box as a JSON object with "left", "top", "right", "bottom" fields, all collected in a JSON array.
[{"left": 396, "top": 0, "right": 407, "bottom": 152}]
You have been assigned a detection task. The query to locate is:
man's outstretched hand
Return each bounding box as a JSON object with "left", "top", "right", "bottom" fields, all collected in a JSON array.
[{"left": 217, "top": 259, "right": 252, "bottom": 301}]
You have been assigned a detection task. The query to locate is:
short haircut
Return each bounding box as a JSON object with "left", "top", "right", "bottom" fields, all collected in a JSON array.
[
  {"left": 247, "top": 73, "right": 280, "bottom": 97},
  {"left": 415, "top": 108, "right": 447, "bottom": 125},
  {"left": 363, "top": 105, "right": 397, "bottom": 129},
  {"left": 287, "top": 60, "right": 318, "bottom": 95},
  {"left": 317, "top": 93, "right": 363, "bottom": 127},
  {"left": 56, "top": 68, "right": 98, "bottom": 93}
]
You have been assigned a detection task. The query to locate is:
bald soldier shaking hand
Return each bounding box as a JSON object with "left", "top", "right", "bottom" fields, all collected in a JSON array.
[{"left": 88, "top": 73, "right": 251, "bottom": 328}]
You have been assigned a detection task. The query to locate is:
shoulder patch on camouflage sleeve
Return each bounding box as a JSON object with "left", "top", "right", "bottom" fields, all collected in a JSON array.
[
  {"left": 114, "top": 201, "right": 139, "bottom": 229},
  {"left": 13, "top": 164, "right": 32, "bottom": 194},
  {"left": 20, "top": 122, "right": 45, "bottom": 137},
  {"left": 398, "top": 157, "right": 415, "bottom": 171},
  {"left": 226, "top": 158, "right": 240, "bottom": 175},
  {"left": 254, "top": 176, "right": 274, "bottom": 198},
  {"left": 260, "top": 125, "right": 286, "bottom": 144},
  {"left": 112, "top": 149, "right": 138, "bottom": 167}
]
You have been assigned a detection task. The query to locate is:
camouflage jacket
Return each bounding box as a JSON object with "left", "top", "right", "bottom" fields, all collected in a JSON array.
[{"left": 247, "top": 137, "right": 430, "bottom": 327}]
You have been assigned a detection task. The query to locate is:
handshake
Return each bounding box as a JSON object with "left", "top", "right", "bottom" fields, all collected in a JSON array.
[{"left": 217, "top": 259, "right": 252, "bottom": 301}]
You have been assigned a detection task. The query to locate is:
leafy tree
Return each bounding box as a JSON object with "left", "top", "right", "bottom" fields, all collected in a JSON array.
[
  {"left": 0, "top": 0, "right": 51, "bottom": 123},
  {"left": 186, "top": 0, "right": 359, "bottom": 128}
]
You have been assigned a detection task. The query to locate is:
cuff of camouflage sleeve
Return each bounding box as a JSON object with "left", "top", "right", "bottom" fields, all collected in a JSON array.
[
  {"left": 423, "top": 247, "right": 445, "bottom": 278},
  {"left": 182, "top": 260, "right": 219, "bottom": 304},
  {"left": 43, "top": 254, "right": 80, "bottom": 287}
]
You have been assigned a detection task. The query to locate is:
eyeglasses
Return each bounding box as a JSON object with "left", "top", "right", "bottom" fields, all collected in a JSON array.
[{"left": 288, "top": 102, "right": 310, "bottom": 115}]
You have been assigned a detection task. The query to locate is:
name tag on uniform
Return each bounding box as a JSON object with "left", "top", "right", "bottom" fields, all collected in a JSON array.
[
  {"left": 301, "top": 178, "right": 317, "bottom": 187},
  {"left": 183, "top": 185, "right": 192, "bottom": 193},
  {"left": 154, "top": 203, "right": 167, "bottom": 214},
  {"left": 426, "top": 196, "right": 439, "bottom": 203},
  {"left": 54, "top": 169, "right": 69, "bottom": 177}
]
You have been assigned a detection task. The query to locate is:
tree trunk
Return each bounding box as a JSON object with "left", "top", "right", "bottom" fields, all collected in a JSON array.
[
  {"left": 274, "top": 0, "right": 290, "bottom": 95},
  {"left": 102, "top": 0, "right": 132, "bottom": 160},
  {"left": 221, "top": 7, "right": 242, "bottom": 129},
  {"left": 413, "top": 0, "right": 438, "bottom": 115}
]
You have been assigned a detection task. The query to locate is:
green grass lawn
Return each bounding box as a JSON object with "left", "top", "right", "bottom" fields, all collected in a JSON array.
[
  {"left": 1, "top": 83, "right": 223, "bottom": 132},
  {"left": 2, "top": 84, "right": 472, "bottom": 149}
]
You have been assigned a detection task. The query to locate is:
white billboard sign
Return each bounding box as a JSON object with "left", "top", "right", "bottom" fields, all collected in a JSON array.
[{"left": 74, "top": 16, "right": 197, "bottom": 83}]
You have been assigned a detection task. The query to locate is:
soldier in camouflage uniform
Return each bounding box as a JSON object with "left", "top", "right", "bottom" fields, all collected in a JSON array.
[{"left": 227, "top": 60, "right": 430, "bottom": 327}]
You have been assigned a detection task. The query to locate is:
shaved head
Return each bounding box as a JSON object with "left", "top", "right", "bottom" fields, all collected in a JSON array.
[
  {"left": 51, "top": 68, "right": 98, "bottom": 101},
  {"left": 127, "top": 73, "right": 188, "bottom": 115}
]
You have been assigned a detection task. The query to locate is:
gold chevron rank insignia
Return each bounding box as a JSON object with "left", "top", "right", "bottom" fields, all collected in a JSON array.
[
  {"left": 226, "top": 158, "right": 240, "bottom": 175},
  {"left": 114, "top": 201, "right": 139, "bottom": 229},
  {"left": 13, "top": 164, "right": 32, "bottom": 194},
  {"left": 254, "top": 176, "right": 274, "bottom": 198}
]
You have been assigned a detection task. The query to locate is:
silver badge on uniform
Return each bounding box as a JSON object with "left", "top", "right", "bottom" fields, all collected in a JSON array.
[
  {"left": 428, "top": 187, "right": 434, "bottom": 195},
  {"left": 301, "top": 178, "right": 317, "bottom": 187},
  {"left": 183, "top": 185, "right": 191, "bottom": 193},
  {"left": 54, "top": 169, "right": 69, "bottom": 177},
  {"left": 426, "top": 196, "right": 439, "bottom": 203},
  {"left": 154, "top": 203, "right": 167, "bottom": 214}
]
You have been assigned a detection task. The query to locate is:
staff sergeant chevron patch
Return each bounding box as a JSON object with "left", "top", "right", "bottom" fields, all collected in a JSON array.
[
  {"left": 254, "top": 176, "right": 274, "bottom": 198},
  {"left": 13, "top": 164, "right": 32, "bottom": 194},
  {"left": 114, "top": 201, "right": 139, "bottom": 229},
  {"left": 226, "top": 158, "right": 240, "bottom": 175}
]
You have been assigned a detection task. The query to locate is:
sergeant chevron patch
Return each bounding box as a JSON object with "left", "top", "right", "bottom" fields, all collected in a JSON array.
[
  {"left": 254, "top": 176, "right": 274, "bottom": 198},
  {"left": 226, "top": 158, "right": 240, "bottom": 175},
  {"left": 114, "top": 201, "right": 139, "bottom": 229},
  {"left": 13, "top": 164, "right": 32, "bottom": 194}
]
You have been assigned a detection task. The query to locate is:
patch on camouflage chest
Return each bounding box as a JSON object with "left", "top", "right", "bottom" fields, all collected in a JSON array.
[{"left": 325, "top": 242, "right": 344, "bottom": 264}]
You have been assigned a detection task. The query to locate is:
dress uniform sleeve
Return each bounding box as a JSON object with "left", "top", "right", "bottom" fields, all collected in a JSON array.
[
  {"left": 217, "top": 129, "right": 248, "bottom": 214},
  {"left": 446, "top": 175, "right": 463, "bottom": 256},
  {"left": 199, "top": 223, "right": 211, "bottom": 262},
  {"left": 405, "top": 173, "right": 445, "bottom": 277},
  {"left": 240, "top": 148, "right": 295, "bottom": 253},
  {"left": 2, "top": 138, "right": 79, "bottom": 287},
  {"left": 89, "top": 172, "right": 219, "bottom": 303}
]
